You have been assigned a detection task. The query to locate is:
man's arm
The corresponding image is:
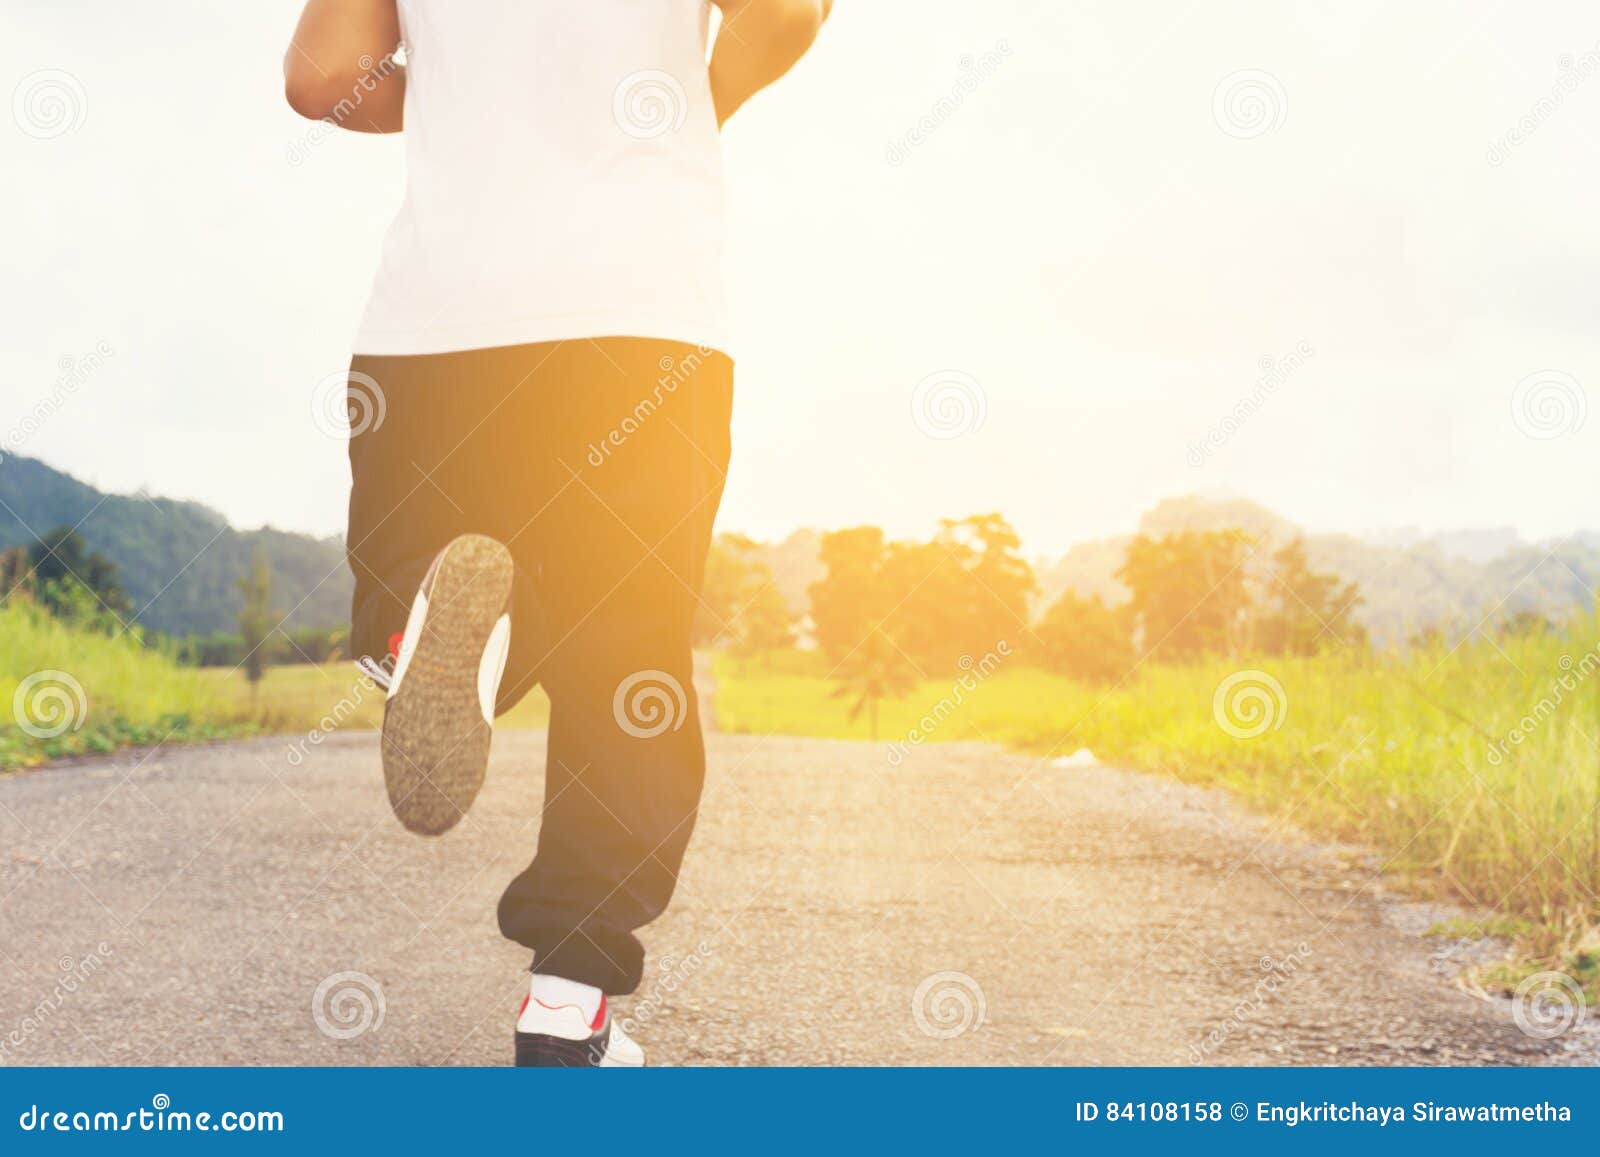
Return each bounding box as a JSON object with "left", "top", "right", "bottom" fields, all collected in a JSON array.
[
  {"left": 284, "top": 0, "right": 405, "bottom": 132},
  {"left": 709, "top": 0, "right": 831, "bottom": 127}
]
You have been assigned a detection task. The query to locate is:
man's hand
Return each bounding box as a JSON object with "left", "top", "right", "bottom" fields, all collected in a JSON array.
[
  {"left": 284, "top": 0, "right": 405, "bottom": 133},
  {"left": 710, "top": 0, "right": 831, "bottom": 127}
]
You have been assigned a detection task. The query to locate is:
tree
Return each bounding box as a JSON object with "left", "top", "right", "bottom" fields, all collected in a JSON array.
[
  {"left": 237, "top": 549, "right": 274, "bottom": 689},
  {"left": 883, "top": 514, "right": 1035, "bottom": 671},
  {"left": 694, "top": 533, "right": 795, "bottom": 654},
  {"left": 1034, "top": 591, "right": 1134, "bottom": 684},
  {"left": 0, "top": 546, "right": 32, "bottom": 601},
  {"left": 810, "top": 514, "right": 1037, "bottom": 673},
  {"left": 829, "top": 629, "right": 918, "bottom": 740},
  {"left": 733, "top": 580, "right": 795, "bottom": 658},
  {"left": 1117, "top": 530, "right": 1255, "bottom": 660},
  {"left": 809, "top": 526, "right": 890, "bottom": 662},
  {"left": 943, "top": 513, "right": 1035, "bottom": 628},
  {"left": 694, "top": 534, "right": 754, "bottom": 646},
  {"left": 1255, "top": 537, "right": 1366, "bottom": 654},
  {"left": 27, "top": 526, "right": 131, "bottom": 621}
]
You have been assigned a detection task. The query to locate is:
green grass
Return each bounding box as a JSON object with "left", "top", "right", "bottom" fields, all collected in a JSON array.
[
  {"left": 197, "top": 662, "right": 549, "bottom": 733},
  {"left": 0, "top": 603, "right": 549, "bottom": 770},
  {"left": 714, "top": 623, "right": 1600, "bottom": 991},
  {"left": 0, "top": 603, "right": 255, "bottom": 767}
]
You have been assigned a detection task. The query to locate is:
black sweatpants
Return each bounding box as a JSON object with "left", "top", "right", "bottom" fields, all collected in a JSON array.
[{"left": 345, "top": 338, "right": 732, "bottom": 994}]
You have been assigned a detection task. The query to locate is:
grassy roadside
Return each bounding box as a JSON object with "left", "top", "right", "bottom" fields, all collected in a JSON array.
[
  {"left": 0, "top": 603, "right": 548, "bottom": 770},
  {"left": 196, "top": 664, "right": 550, "bottom": 734},
  {"left": 712, "top": 626, "right": 1600, "bottom": 997},
  {"left": 0, "top": 604, "right": 255, "bottom": 767}
]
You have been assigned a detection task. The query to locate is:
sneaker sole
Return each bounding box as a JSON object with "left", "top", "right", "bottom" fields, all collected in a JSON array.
[
  {"left": 381, "top": 534, "right": 512, "bottom": 836},
  {"left": 513, "top": 1029, "right": 645, "bottom": 1067}
]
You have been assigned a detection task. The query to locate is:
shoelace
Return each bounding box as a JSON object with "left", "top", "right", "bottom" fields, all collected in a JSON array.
[{"left": 356, "top": 655, "right": 393, "bottom": 690}]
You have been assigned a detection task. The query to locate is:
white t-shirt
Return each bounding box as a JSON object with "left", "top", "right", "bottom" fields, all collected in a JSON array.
[{"left": 353, "top": 0, "right": 730, "bottom": 357}]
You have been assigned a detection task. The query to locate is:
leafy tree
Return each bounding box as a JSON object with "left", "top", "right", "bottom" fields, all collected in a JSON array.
[
  {"left": 237, "top": 550, "right": 274, "bottom": 689},
  {"left": 943, "top": 513, "right": 1035, "bottom": 624},
  {"left": 829, "top": 629, "right": 918, "bottom": 740},
  {"left": 809, "top": 526, "right": 890, "bottom": 662},
  {"left": 810, "top": 515, "right": 1035, "bottom": 673},
  {"left": 694, "top": 533, "right": 795, "bottom": 654},
  {"left": 1117, "top": 530, "right": 1255, "bottom": 660},
  {"left": 883, "top": 514, "right": 1035, "bottom": 671},
  {"left": 27, "top": 526, "right": 130, "bottom": 620},
  {"left": 0, "top": 545, "right": 31, "bottom": 600},
  {"left": 1255, "top": 537, "right": 1366, "bottom": 654},
  {"left": 733, "top": 580, "right": 795, "bottom": 658},
  {"left": 1034, "top": 591, "right": 1134, "bottom": 683},
  {"left": 694, "top": 534, "right": 752, "bottom": 646}
]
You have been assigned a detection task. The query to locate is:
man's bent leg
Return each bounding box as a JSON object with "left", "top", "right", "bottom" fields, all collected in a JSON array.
[{"left": 346, "top": 348, "right": 551, "bottom": 711}]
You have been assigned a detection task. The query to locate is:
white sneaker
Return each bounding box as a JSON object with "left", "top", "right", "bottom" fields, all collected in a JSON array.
[{"left": 513, "top": 984, "right": 645, "bottom": 1068}]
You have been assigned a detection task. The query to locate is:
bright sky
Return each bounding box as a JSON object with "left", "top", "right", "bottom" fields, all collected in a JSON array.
[{"left": 4, "top": 1, "right": 1597, "bottom": 553}]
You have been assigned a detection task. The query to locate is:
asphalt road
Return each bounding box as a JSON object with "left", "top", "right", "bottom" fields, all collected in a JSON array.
[{"left": 0, "top": 729, "right": 1593, "bottom": 1066}]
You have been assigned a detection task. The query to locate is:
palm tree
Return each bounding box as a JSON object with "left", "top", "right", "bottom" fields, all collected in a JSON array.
[{"left": 830, "top": 629, "right": 917, "bottom": 740}]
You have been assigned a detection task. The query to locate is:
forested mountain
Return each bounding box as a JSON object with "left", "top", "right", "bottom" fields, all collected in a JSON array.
[
  {"left": 6, "top": 452, "right": 1591, "bottom": 648},
  {"left": 0, "top": 455, "right": 349, "bottom": 636}
]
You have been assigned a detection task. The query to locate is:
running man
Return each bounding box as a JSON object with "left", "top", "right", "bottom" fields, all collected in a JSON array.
[{"left": 285, "top": 0, "right": 829, "bottom": 1066}]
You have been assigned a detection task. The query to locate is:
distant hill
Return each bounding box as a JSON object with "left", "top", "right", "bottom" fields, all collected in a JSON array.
[
  {"left": 7, "top": 456, "right": 1590, "bottom": 649},
  {"left": 0, "top": 455, "right": 349, "bottom": 637}
]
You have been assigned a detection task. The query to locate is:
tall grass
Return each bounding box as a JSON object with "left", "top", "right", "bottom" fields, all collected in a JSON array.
[
  {"left": 713, "top": 617, "right": 1600, "bottom": 975},
  {"left": 195, "top": 664, "right": 549, "bottom": 733},
  {"left": 0, "top": 601, "right": 553, "bottom": 770},
  {"left": 0, "top": 602, "right": 256, "bottom": 766}
]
